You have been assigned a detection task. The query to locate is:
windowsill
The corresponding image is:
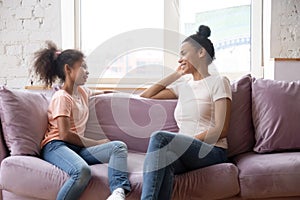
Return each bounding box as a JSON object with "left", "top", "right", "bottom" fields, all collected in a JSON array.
[{"left": 25, "top": 83, "right": 148, "bottom": 94}]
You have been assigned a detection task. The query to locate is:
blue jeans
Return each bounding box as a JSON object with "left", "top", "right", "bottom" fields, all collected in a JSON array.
[
  {"left": 141, "top": 131, "right": 228, "bottom": 200},
  {"left": 41, "top": 140, "right": 131, "bottom": 200}
]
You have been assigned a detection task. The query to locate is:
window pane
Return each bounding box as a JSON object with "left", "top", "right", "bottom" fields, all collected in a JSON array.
[
  {"left": 180, "top": 0, "right": 251, "bottom": 79},
  {"left": 81, "top": 0, "right": 164, "bottom": 80}
]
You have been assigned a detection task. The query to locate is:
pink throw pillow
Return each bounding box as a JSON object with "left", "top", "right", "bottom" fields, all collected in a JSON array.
[
  {"left": 0, "top": 87, "right": 49, "bottom": 156},
  {"left": 227, "top": 74, "right": 255, "bottom": 157},
  {"left": 252, "top": 78, "right": 300, "bottom": 153}
]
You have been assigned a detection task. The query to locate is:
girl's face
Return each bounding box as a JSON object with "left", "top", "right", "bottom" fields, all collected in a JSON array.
[
  {"left": 178, "top": 42, "right": 203, "bottom": 73},
  {"left": 69, "top": 60, "right": 89, "bottom": 86}
]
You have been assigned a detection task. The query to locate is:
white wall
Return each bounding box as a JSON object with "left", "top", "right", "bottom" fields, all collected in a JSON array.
[
  {"left": 0, "top": 0, "right": 61, "bottom": 88},
  {"left": 263, "top": 0, "right": 300, "bottom": 81},
  {"left": 270, "top": 0, "right": 300, "bottom": 58}
]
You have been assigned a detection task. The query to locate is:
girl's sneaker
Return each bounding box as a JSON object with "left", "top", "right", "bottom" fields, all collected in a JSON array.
[{"left": 106, "top": 188, "right": 125, "bottom": 200}]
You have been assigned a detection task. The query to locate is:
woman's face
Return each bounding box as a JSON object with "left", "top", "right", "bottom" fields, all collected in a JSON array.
[
  {"left": 178, "top": 42, "right": 202, "bottom": 73},
  {"left": 69, "top": 60, "right": 89, "bottom": 86}
]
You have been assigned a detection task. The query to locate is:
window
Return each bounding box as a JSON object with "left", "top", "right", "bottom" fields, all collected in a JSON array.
[
  {"left": 61, "top": 0, "right": 262, "bottom": 87},
  {"left": 180, "top": 0, "right": 252, "bottom": 80},
  {"left": 80, "top": 0, "right": 164, "bottom": 86}
]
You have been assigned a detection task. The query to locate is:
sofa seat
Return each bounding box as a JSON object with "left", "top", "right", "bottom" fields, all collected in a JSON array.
[
  {"left": 233, "top": 152, "right": 300, "bottom": 199},
  {"left": 0, "top": 151, "right": 240, "bottom": 200},
  {"left": 172, "top": 162, "right": 240, "bottom": 200}
]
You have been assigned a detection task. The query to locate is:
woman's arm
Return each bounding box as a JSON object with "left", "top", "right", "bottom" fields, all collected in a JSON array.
[
  {"left": 195, "top": 98, "right": 231, "bottom": 144},
  {"left": 140, "top": 66, "right": 186, "bottom": 99},
  {"left": 57, "top": 116, "right": 109, "bottom": 147}
]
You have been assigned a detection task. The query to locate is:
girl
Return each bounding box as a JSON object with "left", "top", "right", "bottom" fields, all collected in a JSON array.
[
  {"left": 33, "top": 41, "right": 131, "bottom": 200},
  {"left": 140, "top": 25, "right": 232, "bottom": 200}
]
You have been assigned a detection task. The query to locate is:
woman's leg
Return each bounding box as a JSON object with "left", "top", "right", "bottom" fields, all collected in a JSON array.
[
  {"left": 141, "top": 131, "right": 184, "bottom": 200},
  {"left": 41, "top": 140, "right": 91, "bottom": 200},
  {"left": 141, "top": 131, "right": 228, "bottom": 200},
  {"left": 78, "top": 141, "right": 131, "bottom": 193}
]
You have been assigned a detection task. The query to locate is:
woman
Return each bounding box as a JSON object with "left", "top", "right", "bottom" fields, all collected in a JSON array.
[
  {"left": 33, "top": 41, "right": 131, "bottom": 200},
  {"left": 140, "top": 25, "right": 232, "bottom": 200}
]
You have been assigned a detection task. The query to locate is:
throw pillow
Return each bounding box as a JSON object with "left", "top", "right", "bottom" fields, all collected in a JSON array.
[
  {"left": 252, "top": 78, "right": 300, "bottom": 153},
  {"left": 0, "top": 87, "right": 49, "bottom": 156},
  {"left": 227, "top": 74, "right": 255, "bottom": 157}
]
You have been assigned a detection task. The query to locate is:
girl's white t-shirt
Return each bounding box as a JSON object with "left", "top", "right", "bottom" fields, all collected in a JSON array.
[{"left": 169, "top": 75, "right": 232, "bottom": 149}]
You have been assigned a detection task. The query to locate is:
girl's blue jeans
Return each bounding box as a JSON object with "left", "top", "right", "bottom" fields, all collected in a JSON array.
[
  {"left": 141, "top": 131, "right": 228, "bottom": 200},
  {"left": 41, "top": 140, "right": 131, "bottom": 200}
]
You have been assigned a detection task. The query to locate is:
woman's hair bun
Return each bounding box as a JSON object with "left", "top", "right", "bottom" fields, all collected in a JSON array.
[{"left": 197, "top": 25, "right": 211, "bottom": 38}]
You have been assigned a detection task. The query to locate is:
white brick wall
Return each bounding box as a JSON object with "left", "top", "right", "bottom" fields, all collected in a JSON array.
[
  {"left": 271, "top": 0, "right": 300, "bottom": 58},
  {"left": 0, "top": 0, "right": 61, "bottom": 89}
]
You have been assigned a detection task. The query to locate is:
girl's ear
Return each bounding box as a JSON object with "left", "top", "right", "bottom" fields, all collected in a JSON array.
[{"left": 64, "top": 64, "right": 71, "bottom": 74}]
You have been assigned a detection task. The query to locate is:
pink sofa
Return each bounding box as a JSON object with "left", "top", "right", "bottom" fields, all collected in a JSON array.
[{"left": 0, "top": 74, "right": 300, "bottom": 200}]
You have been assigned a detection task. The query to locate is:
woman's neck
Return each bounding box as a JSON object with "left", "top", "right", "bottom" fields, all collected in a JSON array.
[{"left": 192, "top": 65, "right": 210, "bottom": 81}]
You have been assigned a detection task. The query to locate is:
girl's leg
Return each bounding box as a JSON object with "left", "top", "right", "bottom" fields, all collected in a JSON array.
[
  {"left": 41, "top": 140, "right": 91, "bottom": 200},
  {"left": 78, "top": 141, "right": 131, "bottom": 193}
]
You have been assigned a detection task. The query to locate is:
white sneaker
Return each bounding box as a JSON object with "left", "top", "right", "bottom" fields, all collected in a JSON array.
[{"left": 106, "top": 188, "right": 125, "bottom": 200}]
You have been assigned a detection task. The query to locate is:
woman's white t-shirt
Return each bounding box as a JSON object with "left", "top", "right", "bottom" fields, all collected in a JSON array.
[{"left": 169, "top": 75, "right": 232, "bottom": 149}]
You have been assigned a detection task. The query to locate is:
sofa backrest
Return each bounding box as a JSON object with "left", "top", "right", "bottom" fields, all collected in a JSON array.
[
  {"left": 86, "top": 93, "right": 179, "bottom": 153},
  {"left": 0, "top": 75, "right": 258, "bottom": 160},
  {"left": 226, "top": 74, "right": 256, "bottom": 157}
]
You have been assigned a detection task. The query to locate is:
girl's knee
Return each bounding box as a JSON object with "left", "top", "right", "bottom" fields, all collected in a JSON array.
[
  {"left": 71, "top": 165, "right": 91, "bottom": 183},
  {"left": 111, "top": 141, "right": 128, "bottom": 153}
]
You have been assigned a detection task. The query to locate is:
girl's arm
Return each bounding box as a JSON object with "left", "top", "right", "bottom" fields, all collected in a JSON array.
[
  {"left": 57, "top": 116, "right": 109, "bottom": 147},
  {"left": 140, "top": 66, "right": 186, "bottom": 99},
  {"left": 195, "top": 98, "right": 231, "bottom": 144}
]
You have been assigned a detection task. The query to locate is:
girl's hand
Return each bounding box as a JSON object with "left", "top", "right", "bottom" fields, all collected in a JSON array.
[{"left": 97, "top": 138, "right": 111, "bottom": 145}]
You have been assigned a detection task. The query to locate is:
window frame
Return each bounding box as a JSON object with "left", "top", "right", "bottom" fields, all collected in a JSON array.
[{"left": 61, "top": 0, "right": 263, "bottom": 89}]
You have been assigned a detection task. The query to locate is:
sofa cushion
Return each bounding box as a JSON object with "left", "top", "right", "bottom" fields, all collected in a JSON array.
[
  {"left": 252, "top": 78, "right": 300, "bottom": 153},
  {"left": 0, "top": 152, "right": 240, "bottom": 200},
  {"left": 226, "top": 74, "right": 255, "bottom": 157},
  {"left": 234, "top": 152, "right": 300, "bottom": 199},
  {"left": 0, "top": 121, "right": 9, "bottom": 162},
  {"left": 0, "top": 87, "right": 49, "bottom": 156},
  {"left": 92, "top": 93, "right": 179, "bottom": 152},
  {"left": 0, "top": 155, "right": 68, "bottom": 199},
  {"left": 172, "top": 163, "right": 240, "bottom": 200}
]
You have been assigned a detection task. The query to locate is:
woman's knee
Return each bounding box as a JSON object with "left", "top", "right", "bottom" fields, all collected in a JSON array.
[{"left": 150, "top": 131, "right": 174, "bottom": 143}]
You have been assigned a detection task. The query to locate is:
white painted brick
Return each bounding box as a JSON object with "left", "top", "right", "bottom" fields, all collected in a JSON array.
[
  {"left": 0, "top": 45, "right": 5, "bottom": 54},
  {"left": 7, "top": 77, "right": 29, "bottom": 89},
  {"left": 5, "top": 19, "right": 23, "bottom": 30},
  {"left": 23, "top": 19, "right": 40, "bottom": 30},
  {"left": 15, "top": 7, "right": 33, "bottom": 19},
  {"left": 0, "top": 20, "right": 6, "bottom": 31},
  {"left": 0, "top": 30, "right": 29, "bottom": 41},
  {"left": 1, "top": 8, "right": 16, "bottom": 19},
  {"left": 21, "top": 0, "right": 37, "bottom": 7},
  {"left": 23, "top": 43, "right": 42, "bottom": 55},
  {"left": 2, "top": 0, "right": 21, "bottom": 8},
  {"left": 6, "top": 45, "right": 23, "bottom": 55},
  {"left": 28, "top": 31, "right": 53, "bottom": 41},
  {"left": 40, "top": 0, "right": 54, "bottom": 8},
  {"left": 33, "top": 4, "right": 45, "bottom": 17},
  {"left": 0, "top": 56, "right": 21, "bottom": 77}
]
